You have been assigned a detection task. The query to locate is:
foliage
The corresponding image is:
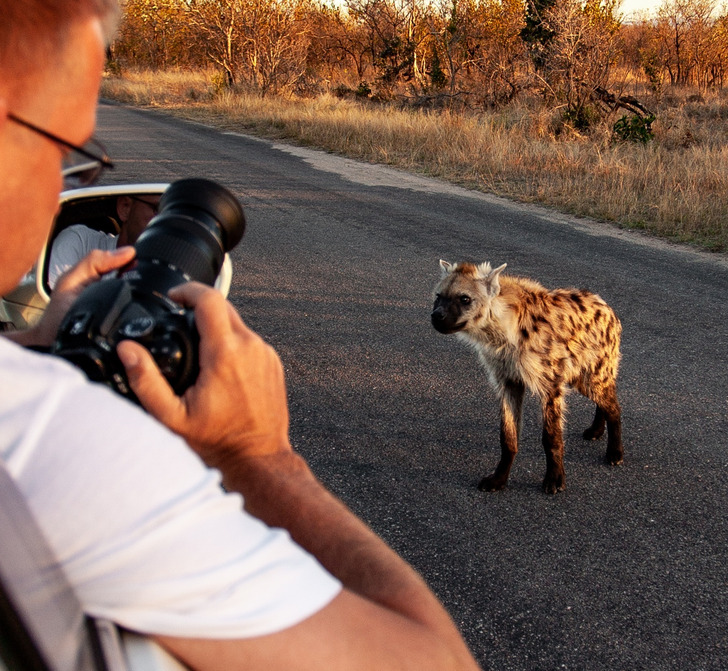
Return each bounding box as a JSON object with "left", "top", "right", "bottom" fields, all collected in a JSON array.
[
  {"left": 114, "top": 0, "right": 728, "bottom": 102},
  {"left": 612, "top": 113, "right": 656, "bottom": 143},
  {"left": 521, "top": 0, "right": 558, "bottom": 68},
  {"left": 642, "top": 51, "right": 663, "bottom": 97},
  {"left": 429, "top": 43, "right": 447, "bottom": 90},
  {"left": 356, "top": 80, "right": 373, "bottom": 97},
  {"left": 562, "top": 104, "right": 601, "bottom": 131},
  {"left": 210, "top": 70, "right": 230, "bottom": 94}
]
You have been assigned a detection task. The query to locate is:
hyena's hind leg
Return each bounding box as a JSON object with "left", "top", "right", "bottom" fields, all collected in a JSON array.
[
  {"left": 583, "top": 406, "right": 607, "bottom": 441},
  {"left": 478, "top": 379, "right": 525, "bottom": 492},
  {"left": 598, "top": 382, "right": 623, "bottom": 465},
  {"left": 579, "top": 378, "right": 623, "bottom": 466}
]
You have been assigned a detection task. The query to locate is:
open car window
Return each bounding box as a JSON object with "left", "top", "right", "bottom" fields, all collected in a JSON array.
[
  {"left": 1, "top": 184, "right": 233, "bottom": 332},
  {"left": 40, "top": 189, "right": 166, "bottom": 297}
]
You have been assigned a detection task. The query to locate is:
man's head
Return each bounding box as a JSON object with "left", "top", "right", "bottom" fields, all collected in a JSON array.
[
  {"left": 116, "top": 195, "right": 162, "bottom": 246},
  {"left": 0, "top": 0, "right": 119, "bottom": 295},
  {"left": 0, "top": 1, "right": 119, "bottom": 103}
]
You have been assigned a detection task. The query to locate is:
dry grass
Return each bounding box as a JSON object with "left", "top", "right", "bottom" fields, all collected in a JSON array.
[{"left": 102, "top": 69, "right": 728, "bottom": 252}]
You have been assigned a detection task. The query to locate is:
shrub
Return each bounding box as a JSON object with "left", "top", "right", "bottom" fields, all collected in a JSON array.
[
  {"left": 562, "top": 105, "right": 601, "bottom": 132},
  {"left": 355, "top": 81, "right": 372, "bottom": 99},
  {"left": 612, "top": 113, "right": 656, "bottom": 144},
  {"left": 210, "top": 71, "right": 229, "bottom": 96}
]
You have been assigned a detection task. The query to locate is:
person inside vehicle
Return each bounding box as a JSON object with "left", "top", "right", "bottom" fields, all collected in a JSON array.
[
  {"left": 48, "top": 193, "right": 160, "bottom": 288},
  {"left": 0, "top": 1, "right": 480, "bottom": 670}
]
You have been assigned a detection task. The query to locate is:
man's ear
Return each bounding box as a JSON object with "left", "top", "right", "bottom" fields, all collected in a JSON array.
[
  {"left": 0, "top": 97, "right": 9, "bottom": 131},
  {"left": 116, "top": 195, "right": 132, "bottom": 223}
]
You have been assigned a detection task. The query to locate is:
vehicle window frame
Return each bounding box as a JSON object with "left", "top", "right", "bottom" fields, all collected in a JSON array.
[{"left": 39, "top": 188, "right": 168, "bottom": 299}]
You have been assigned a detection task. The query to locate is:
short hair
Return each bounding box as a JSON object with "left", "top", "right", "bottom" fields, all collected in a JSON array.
[{"left": 0, "top": 0, "right": 119, "bottom": 95}]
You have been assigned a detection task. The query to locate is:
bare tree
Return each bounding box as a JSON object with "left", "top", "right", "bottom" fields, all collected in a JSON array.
[
  {"left": 182, "top": 0, "right": 246, "bottom": 85},
  {"left": 423, "top": 0, "right": 528, "bottom": 105},
  {"left": 656, "top": 0, "right": 717, "bottom": 86},
  {"left": 238, "top": 0, "right": 312, "bottom": 95},
  {"left": 345, "top": 0, "right": 430, "bottom": 95},
  {"left": 115, "top": 0, "right": 196, "bottom": 69},
  {"left": 307, "top": 4, "right": 375, "bottom": 85},
  {"left": 538, "top": 0, "right": 624, "bottom": 126},
  {"left": 470, "top": 0, "right": 529, "bottom": 105},
  {"left": 706, "top": 10, "right": 728, "bottom": 87},
  {"left": 179, "top": 0, "right": 312, "bottom": 94},
  {"left": 427, "top": 0, "right": 475, "bottom": 97}
]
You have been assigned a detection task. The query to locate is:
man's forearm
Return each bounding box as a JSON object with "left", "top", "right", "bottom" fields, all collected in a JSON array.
[{"left": 215, "top": 450, "right": 477, "bottom": 666}]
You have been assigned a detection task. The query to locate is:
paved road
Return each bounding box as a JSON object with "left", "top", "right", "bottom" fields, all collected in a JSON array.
[{"left": 97, "top": 102, "right": 728, "bottom": 670}]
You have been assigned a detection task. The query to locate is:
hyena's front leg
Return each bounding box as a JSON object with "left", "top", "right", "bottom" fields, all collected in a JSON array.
[
  {"left": 478, "top": 380, "right": 524, "bottom": 492},
  {"left": 541, "top": 391, "right": 566, "bottom": 494}
]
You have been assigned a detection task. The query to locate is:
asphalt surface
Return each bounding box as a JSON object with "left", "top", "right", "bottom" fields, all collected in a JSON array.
[{"left": 97, "top": 101, "right": 728, "bottom": 670}]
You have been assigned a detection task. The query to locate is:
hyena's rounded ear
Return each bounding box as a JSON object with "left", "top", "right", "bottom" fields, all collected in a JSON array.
[
  {"left": 483, "top": 263, "right": 507, "bottom": 297},
  {"left": 439, "top": 259, "right": 453, "bottom": 276}
]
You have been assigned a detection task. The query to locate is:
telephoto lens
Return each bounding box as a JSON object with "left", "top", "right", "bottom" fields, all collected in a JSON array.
[
  {"left": 52, "top": 178, "right": 246, "bottom": 402},
  {"left": 131, "top": 177, "right": 246, "bottom": 292}
]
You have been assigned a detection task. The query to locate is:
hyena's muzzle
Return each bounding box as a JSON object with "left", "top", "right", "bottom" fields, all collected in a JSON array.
[{"left": 431, "top": 294, "right": 468, "bottom": 334}]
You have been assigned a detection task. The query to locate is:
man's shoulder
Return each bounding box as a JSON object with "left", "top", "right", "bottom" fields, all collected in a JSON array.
[{"left": 55, "top": 224, "right": 117, "bottom": 249}]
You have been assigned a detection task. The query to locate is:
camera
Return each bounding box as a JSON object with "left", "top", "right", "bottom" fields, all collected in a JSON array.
[{"left": 52, "top": 178, "right": 246, "bottom": 402}]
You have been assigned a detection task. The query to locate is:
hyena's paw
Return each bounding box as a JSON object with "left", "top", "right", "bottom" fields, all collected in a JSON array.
[
  {"left": 478, "top": 472, "right": 508, "bottom": 492},
  {"left": 605, "top": 446, "right": 624, "bottom": 466},
  {"left": 542, "top": 469, "right": 566, "bottom": 494},
  {"left": 582, "top": 425, "right": 606, "bottom": 441}
]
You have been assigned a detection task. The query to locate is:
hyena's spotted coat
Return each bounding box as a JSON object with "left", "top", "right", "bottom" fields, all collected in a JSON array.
[{"left": 431, "top": 260, "right": 623, "bottom": 494}]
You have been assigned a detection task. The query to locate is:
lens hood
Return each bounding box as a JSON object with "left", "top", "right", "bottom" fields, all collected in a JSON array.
[{"left": 158, "top": 178, "right": 246, "bottom": 251}]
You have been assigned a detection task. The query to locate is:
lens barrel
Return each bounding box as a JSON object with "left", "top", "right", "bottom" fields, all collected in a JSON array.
[
  {"left": 131, "top": 178, "right": 246, "bottom": 287},
  {"left": 159, "top": 178, "right": 246, "bottom": 251}
]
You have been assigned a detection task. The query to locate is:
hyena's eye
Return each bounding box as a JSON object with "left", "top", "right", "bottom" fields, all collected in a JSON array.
[{"left": 459, "top": 295, "right": 472, "bottom": 305}]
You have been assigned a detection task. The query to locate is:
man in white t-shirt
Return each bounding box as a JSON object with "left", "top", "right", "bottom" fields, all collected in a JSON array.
[
  {"left": 0, "top": 2, "right": 480, "bottom": 670},
  {"left": 48, "top": 194, "right": 160, "bottom": 287}
]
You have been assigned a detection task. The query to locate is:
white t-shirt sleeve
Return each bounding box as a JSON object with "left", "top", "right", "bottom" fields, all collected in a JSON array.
[
  {"left": 48, "top": 225, "right": 117, "bottom": 288},
  {"left": 0, "top": 340, "right": 341, "bottom": 638}
]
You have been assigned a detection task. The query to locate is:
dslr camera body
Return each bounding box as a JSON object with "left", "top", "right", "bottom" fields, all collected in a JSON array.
[{"left": 52, "top": 178, "right": 245, "bottom": 402}]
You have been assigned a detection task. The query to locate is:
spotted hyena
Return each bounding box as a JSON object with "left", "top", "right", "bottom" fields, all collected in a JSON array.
[{"left": 431, "top": 260, "right": 623, "bottom": 494}]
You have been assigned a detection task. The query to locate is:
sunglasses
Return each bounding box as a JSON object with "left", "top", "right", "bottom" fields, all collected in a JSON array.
[
  {"left": 129, "top": 195, "right": 160, "bottom": 214},
  {"left": 7, "top": 112, "right": 114, "bottom": 187}
]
